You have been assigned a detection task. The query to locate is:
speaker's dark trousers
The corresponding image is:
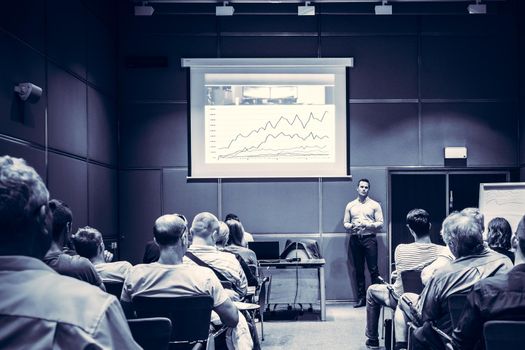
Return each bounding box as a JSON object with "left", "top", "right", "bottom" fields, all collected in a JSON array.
[{"left": 349, "top": 234, "right": 379, "bottom": 299}]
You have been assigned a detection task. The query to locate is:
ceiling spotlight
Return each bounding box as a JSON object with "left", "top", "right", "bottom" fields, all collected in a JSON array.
[
  {"left": 298, "top": 1, "right": 315, "bottom": 16},
  {"left": 468, "top": 0, "right": 486, "bottom": 14},
  {"left": 134, "top": 2, "right": 154, "bottom": 16},
  {"left": 216, "top": 1, "right": 235, "bottom": 16},
  {"left": 375, "top": 0, "right": 392, "bottom": 15}
]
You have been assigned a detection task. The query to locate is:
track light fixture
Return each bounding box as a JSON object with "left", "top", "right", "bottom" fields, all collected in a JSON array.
[
  {"left": 375, "top": 0, "right": 392, "bottom": 15},
  {"left": 298, "top": 1, "right": 315, "bottom": 16},
  {"left": 134, "top": 2, "right": 154, "bottom": 16},
  {"left": 468, "top": 0, "right": 486, "bottom": 14},
  {"left": 216, "top": 1, "right": 235, "bottom": 16}
]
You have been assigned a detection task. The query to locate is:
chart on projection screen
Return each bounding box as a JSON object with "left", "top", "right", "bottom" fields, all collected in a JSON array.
[{"left": 204, "top": 82, "right": 335, "bottom": 164}]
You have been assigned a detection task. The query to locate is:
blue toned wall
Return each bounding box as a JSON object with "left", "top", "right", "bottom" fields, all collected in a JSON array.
[
  {"left": 117, "top": 1, "right": 523, "bottom": 300},
  {"left": 0, "top": 0, "right": 119, "bottom": 243}
]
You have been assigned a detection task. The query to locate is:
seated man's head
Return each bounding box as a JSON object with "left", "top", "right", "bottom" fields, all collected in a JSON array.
[
  {"left": 190, "top": 212, "right": 220, "bottom": 244},
  {"left": 406, "top": 208, "right": 431, "bottom": 239},
  {"left": 512, "top": 214, "right": 525, "bottom": 261},
  {"left": 154, "top": 213, "right": 188, "bottom": 251},
  {"left": 0, "top": 156, "right": 51, "bottom": 258},
  {"left": 216, "top": 221, "right": 230, "bottom": 248},
  {"left": 48, "top": 199, "right": 73, "bottom": 246},
  {"left": 487, "top": 217, "right": 512, "bottom": 251},
  {"left": 72, "top": 226, "right": 104, "bottom": 261},
  {"left": 442, "top": 211, "right": 484, "bottom": 258},
  {"left": 460, "top": 207, "right": 485, "bottom": 233}
]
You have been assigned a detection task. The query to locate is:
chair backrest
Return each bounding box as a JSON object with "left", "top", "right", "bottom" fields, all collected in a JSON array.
[
  {"left": 400, "top": 270, "right": 424, "bottom": 294},
  {"left": 104, "top": 281, "right": 124, "bottom": 299},
  {"left": 257, "top": 276, "right": 272, "bottom": 311},
  {"left": 484, "top": 320, "right": 525, "bottom": 349},
  {"left": 128, "top": 317, "right": 172, "bottom": 350},
  {"left": 132, "top": 295, "right": 214, "bottom": 343},
  {"left": 447, "top": 294, "right": 468, "bottom": 329}
]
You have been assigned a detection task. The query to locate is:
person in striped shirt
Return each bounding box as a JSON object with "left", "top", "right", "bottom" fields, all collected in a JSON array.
[{"left": 365, "top": 208, "right": 447, "bottom": 349}]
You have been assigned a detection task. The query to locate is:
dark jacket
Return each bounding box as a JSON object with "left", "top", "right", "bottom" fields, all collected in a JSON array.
[
  {"left": 451, "top": 263, "right": 525, "bottom": 350},
  {"left": 417, "top": 248, "right": 513, "bottom": 334}
]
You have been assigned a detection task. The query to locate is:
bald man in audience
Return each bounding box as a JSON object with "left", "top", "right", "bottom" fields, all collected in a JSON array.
[
  {"left": 121, "top": 213, "right": 252, "bottom": 350},
  {"left": 0, "top": 155, "right": 139, "bottom": 349},
  {"left": 186, "top": 212, "right": 248, "bottom": 301},
  {"left": 73, "top": 226, "right": 132, "bottom": 282}
]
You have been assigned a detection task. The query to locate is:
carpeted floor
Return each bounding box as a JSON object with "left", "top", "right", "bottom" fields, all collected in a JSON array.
[{"left": 259, "top": 302, "right": 387, "bottom": 350}]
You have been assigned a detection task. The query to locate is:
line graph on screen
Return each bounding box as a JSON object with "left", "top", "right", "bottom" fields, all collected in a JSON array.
[{"left": 205, "top": 104, "right": 335, "bottom": 164}]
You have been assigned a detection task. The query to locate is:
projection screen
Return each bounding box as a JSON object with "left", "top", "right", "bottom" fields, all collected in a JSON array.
[{"left": 182, "top": 58, "right": 353, "bottom": 178}]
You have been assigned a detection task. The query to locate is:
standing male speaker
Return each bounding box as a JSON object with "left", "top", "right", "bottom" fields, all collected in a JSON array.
[{"left": 343, "top": 178, "right": 384, "bottom": 308}]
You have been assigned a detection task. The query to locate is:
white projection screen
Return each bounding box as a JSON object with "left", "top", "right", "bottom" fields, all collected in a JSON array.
[{"left": 182, "top": 58, "right": 353, "bottom": 178}]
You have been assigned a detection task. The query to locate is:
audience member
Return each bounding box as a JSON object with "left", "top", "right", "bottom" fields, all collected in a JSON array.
[
  {"left": 121, "top": 214, "right": 252, "bottom": 350},
  {"left": 225, "top": 213, "right": 254, "bottom": 244},
  {"left": 394, "top": 210, "right": 513, "bottom": 350},
  {"left": 216, "top": 221, "right": 230, "bottom": 248},
  {"left": 486, "top": 217, "right": 514, "bottom": 263},
  {"left": 186, "top": 212, "right": 248, "bottom": 301},
  {"left": 73, "top": 226, "right": 132, "bottom": 282},
  {"left": 225, "top": 219, "right": 258, "bottom": 266},
  {"left": 0, "top": 155, "right": 139, "bottom": 348},
  {"left": 42, "top": 199, "right": 105, "bottom": 290},
  {"left": 365, "top": 209, "right": 447, "bottom": 349},
  {"left": 451, "top": 214, "right": 525, "bottom": 350}
]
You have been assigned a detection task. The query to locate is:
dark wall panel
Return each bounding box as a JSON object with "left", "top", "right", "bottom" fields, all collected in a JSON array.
[
  {"left": 222, "top": 180, "right": 319, "bottom": 233},
  {"left": 88, "top": 87, "right": 117, "bottom": 165},
  {"left": 0, "top": 32, "right": 46, "bottom": 145},
  {"left": 121, "top": 36, "right": 217, "bottom": 101},
  {"left": 87, "top": 14, "right": 116, "bottom": 95},
  {"left": 0, "top": 0, "right": 45, "bottom": 52},
  {"left": 123, "top": 13, "right": 217, "bottom": 36},
  {"left": 47, "top": 0, "right": 86, "bottom": 78},
  {"left": 421, "top": 35, "right": 517, "bottom": 99},
  {"left": 47, "top": 63, "right": 87, "bottom": 157},
  {"left": 119, "top": 170, "right": 162, "bottom": 264},
  {"left": 48, "top": 152, "right": 88, "bottom": 230},
  {"left": 120, "top": 103, "right": 187, "bottom": 168},
  {"left": 321, "top": 15, "right": 418, "bottom": 34},
  {"left": 322, "top": 167, "right": 387, "bottom": 233},
  {"left": 350, "top": 103, "right": 419, "bottom": 166},
  {"left": 322, "top": 36, "right": 418, "bottom": 99},
  {"left": 221, "top": 37, "right": 318, "bottom": 58},
  {"left": 163, "top": 169, "right": 218, "bottom": 223},
  {"left": 0, "top": 139, "right": 46, "bottom": 183},
  {"left": 220, "top": 15, "right": 317, "bottom": 33},
  {"left": 89, "top": 164, "right": 117, "bottom": 238},
  {"left": 421, "top": 102, "right": 517, "bottom": 166}
]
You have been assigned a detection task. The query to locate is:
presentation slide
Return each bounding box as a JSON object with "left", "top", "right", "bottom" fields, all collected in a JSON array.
[{"left": 183, "top": 58, "right": 351, "bottom": 178}]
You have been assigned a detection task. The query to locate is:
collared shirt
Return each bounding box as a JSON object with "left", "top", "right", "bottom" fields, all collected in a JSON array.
[
  {"left": 121, "top": 262, "right": 229, "bottom": 307},
  {"left": 343, "top": 197, "right": 384, "bottom": 235},
  {"left": 451, "top": 263, "right": 525, "bottom": 350},
  {"left": 417, "top": 248, "right": 513, "bottom": 333},
  {"left": 0, "top": 256, "right": 139, "bottom": 349},
  {"left": 185, "top": 244, "right": 248, "bottom": 300},
  {"left": 43, "top": 250, "right": 104, "bottom": 289},
  {"left": 96, "top": 260, "right": 133, "bottom": 283}
]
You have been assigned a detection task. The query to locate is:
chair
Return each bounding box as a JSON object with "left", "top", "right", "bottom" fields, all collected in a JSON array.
[
  {"left": 253, "top": 275, "right": 272, "bottom": 341},
  {"left": 484, "top": 320, "right": 525, "bottom": 349},
  {"left": 447, "top": 294, "right": 467, "bottom": 329},
  {"left": 128, "top": 317, "right": 172, "bottom": 350},
  {"left": 132, "top": 295, "right": 217, "bottom": 350},
  {"left": 104, "top": 281, "right": 124, "bottom": 299},
  {"left": 400, "top": 270, "right": 424, "bottom": 295}
]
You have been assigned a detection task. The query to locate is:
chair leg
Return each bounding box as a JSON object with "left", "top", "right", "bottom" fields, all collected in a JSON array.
[{"left": 260, "top": 311, "right": 264, "bottom": 341}]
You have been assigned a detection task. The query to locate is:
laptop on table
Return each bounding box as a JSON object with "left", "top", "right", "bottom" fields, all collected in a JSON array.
[{"left": 248, "top": 241, "right": 281, "bottom": 262}]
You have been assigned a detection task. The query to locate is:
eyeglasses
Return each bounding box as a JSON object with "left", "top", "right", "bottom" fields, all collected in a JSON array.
[{"left": 174, "top": 213, "right": 188, "bottom": 225}]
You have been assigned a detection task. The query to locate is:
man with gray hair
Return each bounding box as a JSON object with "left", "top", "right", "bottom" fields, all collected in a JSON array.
[
  {"left": 393, "top": 210, "right": 512, "bottom": 350},
  {"left": 186, "top": 212, "right": 248, "bottom": 301},
  {"left": 0, "top": 156, "right": 139, "bottom": 349}
]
